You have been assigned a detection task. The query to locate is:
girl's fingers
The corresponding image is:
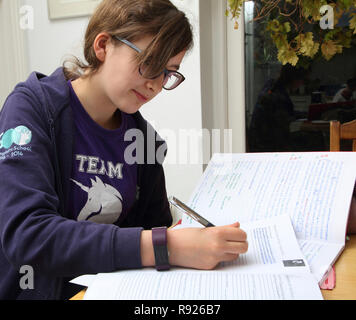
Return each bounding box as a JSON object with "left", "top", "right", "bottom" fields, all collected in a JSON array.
[
  {"left": 226, "top": 221, "right": 240, "bottom": 228},
  {"left": 224, "top": 240, "right": 249, "bottom": 255},
  {"left": 219, "top": 227, "right": 247, "bottom": 242},
  {"left": 222, "top": 252, "right": 240, "bottom": 262}
]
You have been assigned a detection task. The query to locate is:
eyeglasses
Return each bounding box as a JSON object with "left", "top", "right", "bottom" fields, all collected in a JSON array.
[{"left": 114, "top": 36, "right": 185, "bottom": 90}]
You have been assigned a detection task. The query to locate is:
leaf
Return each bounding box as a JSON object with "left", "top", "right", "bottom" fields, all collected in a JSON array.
[
  {"left": 324, "top": 29, "right": 338, "bottom": 41},
  {"left": 302, "top": 0, "right": 326, "bottom": 20},
  {"left": 271, "top": 33, "right": 288, "bottom": 50},
  {"left": 267, "top": 19, "right": 280, "bottom": 32},
  {"left": 226, "top": 0, "right": 354, "bottom": 64},
  {"left": 321, "top": 40, "right": 342, "bottom": 60},
  {"left": 227, "top": 0, "right": 244, "bottom": 19},
  {"left": 283, "top": 22, "right": 291, "bottom": 33},
  {"left": 278, "top": 46, "right": 299, "bottom": 66},
  {"left": 226, "top": 0, "right": 245, "bottom": 29},
  {"left": 350, "top": 13, "right": 356, "bottom": 34},
  {"left": 339, "top": 0, "right": 353, "bottom": 9},
  {"left": 336, "top": 30, "right": 352, "bottom": 48},
  {"left": 295, "top": 32, "right": 320, "bottom": 58}
]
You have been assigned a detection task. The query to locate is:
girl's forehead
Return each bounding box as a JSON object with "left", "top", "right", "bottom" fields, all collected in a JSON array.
[{"left": 167, "top": 50, "right": 186, "bottom": 69}]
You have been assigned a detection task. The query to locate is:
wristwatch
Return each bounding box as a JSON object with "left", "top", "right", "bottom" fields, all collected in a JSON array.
[{"left": 152, "top": 227, "right": 170, "bottom": 271}]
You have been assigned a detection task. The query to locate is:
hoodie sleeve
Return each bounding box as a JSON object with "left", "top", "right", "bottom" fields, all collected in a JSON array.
[
  {"left": 0, "top": 90, "right": 143, "bottom": 278},
  {"left": 141, "top": 164, "right": 173, "bottom": 229}
]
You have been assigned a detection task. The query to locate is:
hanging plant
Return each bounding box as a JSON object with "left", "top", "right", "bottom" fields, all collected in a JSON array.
[{"left": 227, "top": 0, "right": 356, "bottom": 66}]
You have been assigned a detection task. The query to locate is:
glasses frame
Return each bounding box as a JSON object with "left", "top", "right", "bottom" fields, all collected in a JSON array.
[{"left": 113, "top": 36, "right": 185, "bottom": 90}]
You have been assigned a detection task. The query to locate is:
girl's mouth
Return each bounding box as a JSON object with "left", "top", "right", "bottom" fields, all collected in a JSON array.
[{"left": 133, "top": 90, "right": 148, "bottom": 102}]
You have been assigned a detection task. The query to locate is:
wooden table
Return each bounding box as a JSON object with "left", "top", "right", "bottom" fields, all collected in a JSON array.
[
  {"left": 71, "top": 289, "right": 85, "bottom": 300},
  {"left": 71, "top": 235, "right": 356, "bottom": 300},
  {"left": 321, "top": 235, "right": 356, "bottom": 300},
  {"left": 300, "top": 121, "right": 330, "bottom": 133}
]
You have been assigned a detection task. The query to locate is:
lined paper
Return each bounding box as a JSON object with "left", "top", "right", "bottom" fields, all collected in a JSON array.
[{"left": 181, "top": 152, "right": 356, "bottom": 282}]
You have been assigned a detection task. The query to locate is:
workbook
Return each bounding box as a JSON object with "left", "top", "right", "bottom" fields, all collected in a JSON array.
[
  {"left": 73, "top": 215, "right": 323, "bottom": 299},
  {"left": 179, "top": 152, "right": 356, "bottom": 284}
]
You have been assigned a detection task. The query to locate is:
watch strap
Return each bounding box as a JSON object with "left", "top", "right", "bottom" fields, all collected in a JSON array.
[{"left": 152, "top": 227, "right": 170, "bottom": 271}]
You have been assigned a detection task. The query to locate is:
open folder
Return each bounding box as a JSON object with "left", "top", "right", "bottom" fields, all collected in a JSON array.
[{"left": 71, "top": 152, "right": 356, "bottom": 300}]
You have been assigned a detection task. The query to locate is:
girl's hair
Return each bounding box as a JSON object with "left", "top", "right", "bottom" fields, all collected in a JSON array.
[{"left": 63, "top": 0, "right": 193, "bottom": 80}]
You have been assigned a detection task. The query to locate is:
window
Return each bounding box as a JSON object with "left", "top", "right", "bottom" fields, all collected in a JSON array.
[{"left": 244, "top": 2, "right": 356, "bottom": 152}]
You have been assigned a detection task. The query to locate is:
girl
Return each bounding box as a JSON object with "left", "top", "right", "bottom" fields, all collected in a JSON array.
[{"left": 0, "top": 0, "right": 248, "bottom": 300}]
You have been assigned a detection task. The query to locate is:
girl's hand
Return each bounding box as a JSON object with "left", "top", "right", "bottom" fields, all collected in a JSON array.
[{"left": 167, "top": 222, "right": 248, "bottom": 270}]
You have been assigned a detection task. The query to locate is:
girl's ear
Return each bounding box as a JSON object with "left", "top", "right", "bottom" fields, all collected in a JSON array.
[{"left": 93, "top": 33, "right": 111, "bottom": 62}]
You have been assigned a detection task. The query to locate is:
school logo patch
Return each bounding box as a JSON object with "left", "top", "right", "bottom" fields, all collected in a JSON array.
[
  {"left": 0, "top": 125, "right": 32, "bottom": 160},
  {"left": 0, "top": 125, "right": 32, "bottom": 149}
]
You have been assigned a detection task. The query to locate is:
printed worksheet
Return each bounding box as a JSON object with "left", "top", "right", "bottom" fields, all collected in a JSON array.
[
  {"left": 178, "top": 215, "right": 310, "bottom": 274},
  {"left": 83, "top": 270, "right": 322, "bottom": 300},
  {"left": 179, "top": 152, "right": 356, "bottom": 283},
  {"left": 72, "top": 215, "right": 322, "bottom": 300}
]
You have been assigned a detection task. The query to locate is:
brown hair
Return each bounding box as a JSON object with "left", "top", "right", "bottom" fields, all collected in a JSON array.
[{"left": 63, "top": 0, "right": 193, "bottom": 80}]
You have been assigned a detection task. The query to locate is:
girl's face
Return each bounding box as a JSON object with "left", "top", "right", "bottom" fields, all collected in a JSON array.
[{"left": 96, "top": 34, "right": 186, "bottom": 114}]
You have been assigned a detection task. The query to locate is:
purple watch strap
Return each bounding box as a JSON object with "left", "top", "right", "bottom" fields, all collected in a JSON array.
[{"left": 152, "top": 227, "right": 170, "bottom": 271}]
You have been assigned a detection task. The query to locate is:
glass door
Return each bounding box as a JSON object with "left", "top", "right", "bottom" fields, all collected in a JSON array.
[{"left": 244, "top": 2, "right": 356, "bottom": 152}]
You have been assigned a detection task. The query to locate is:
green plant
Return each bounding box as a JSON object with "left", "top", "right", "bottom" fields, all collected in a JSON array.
[{"left": 227, "top": 0, "right": 356, "bottom": 66}]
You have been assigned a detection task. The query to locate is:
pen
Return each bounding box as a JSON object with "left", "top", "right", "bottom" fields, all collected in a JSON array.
[{"left": 168, "top": 196, "right": 215, "bottom": 227}]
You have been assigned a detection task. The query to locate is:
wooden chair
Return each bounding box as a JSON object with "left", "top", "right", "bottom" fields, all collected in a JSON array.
[{"left": 330, "top": 120, "right": 356, "bottom": 151}]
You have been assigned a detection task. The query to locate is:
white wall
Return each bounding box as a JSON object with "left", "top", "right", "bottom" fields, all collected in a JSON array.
[
  {"left": 21, "top": 0, "right": 204, "bottom": 203},
  {"left": 0, "top": 0, "right": 28, "bottom": 107},
  {"left": 22, "top": 0, "right": 88, "bottom": 74},
  {"left": 142, "top": 1, "right": 204, "bottom": 202}
]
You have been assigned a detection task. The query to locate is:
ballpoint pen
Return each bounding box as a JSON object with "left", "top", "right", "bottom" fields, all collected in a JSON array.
[{"left": 168, "top": 196, "right": 215, "bottom": 227}]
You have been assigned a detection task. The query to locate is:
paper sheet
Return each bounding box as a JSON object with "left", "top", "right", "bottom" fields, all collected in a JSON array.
[
  {"left": 71, "top": 216, "right": 322, "bottom": 300},
  {"left": 180, "top": 152, "right": 356, "bottom": 282},
  {"left": 182, "top": 215, "right": 310, "bottom": 274},
  {"left": 83, "top": 271, "right": 322, "bottom": 300},
  {"left": 70, "top": 274, "right": 96, "bottom": 288}
]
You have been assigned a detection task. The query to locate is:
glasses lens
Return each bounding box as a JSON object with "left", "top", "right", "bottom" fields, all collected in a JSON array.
[
  {"left": 139, "top": 63, "right": 155, "bottom": 79},
  {"left": 163, "top": 73, "right": 183, "bottom": 90},
  {"left": 139, "top": 64, "right": 184, "bottom": 90}
]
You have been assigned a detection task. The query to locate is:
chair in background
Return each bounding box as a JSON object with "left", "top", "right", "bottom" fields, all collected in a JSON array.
[{"left": 330, "top": 119, "right": 356, "bottom": 151}]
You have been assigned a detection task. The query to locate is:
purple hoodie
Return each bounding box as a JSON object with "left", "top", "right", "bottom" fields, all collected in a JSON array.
[{"left": 0, "top": 68, "right": 172, "bottom": 299}]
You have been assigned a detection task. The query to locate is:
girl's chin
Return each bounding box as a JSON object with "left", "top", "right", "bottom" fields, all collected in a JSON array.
[{"left": 119, "top": 103, "right": 143, "bottom": 115}]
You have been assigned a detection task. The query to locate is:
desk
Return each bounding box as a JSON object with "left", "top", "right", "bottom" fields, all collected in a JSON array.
[
  {"left": 300, "top": 121, "right": 330, "bottom": 133},
  {"left": 71, "top": 235, "right": 356, "bottom": 300},
  {"left": 321, "top": 235, "right": 356, "bottom": 300},
  {"left": 71, "top": 289, "right": 85, "bottom": 300}
]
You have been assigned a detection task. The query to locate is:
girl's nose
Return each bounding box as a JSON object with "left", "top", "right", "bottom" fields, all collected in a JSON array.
[{"left": 145, "top": 74, "right": 164, "bottom": 94}]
